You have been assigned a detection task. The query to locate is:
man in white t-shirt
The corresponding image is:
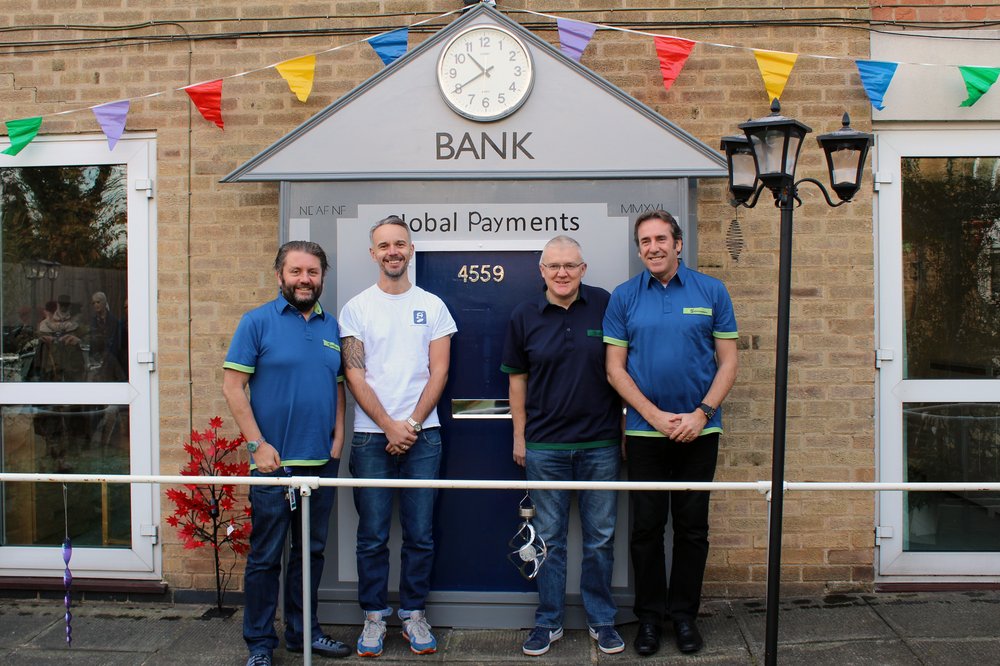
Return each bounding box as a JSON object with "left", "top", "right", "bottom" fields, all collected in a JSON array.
[{"left": 339, "top": 215, "right": 457, "bottom": 658}]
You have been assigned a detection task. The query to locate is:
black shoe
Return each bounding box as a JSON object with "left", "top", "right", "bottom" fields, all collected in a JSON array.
[
  {"left": 674, "top": 619, "right": 704, "bottom": 654},
  {"left": 634, "top": 622, "right": 661, "bottom": 656}
]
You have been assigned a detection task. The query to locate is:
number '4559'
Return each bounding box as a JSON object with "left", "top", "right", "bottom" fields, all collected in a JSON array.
[{"left": 457, "top": 264, "right": 505, "bottom": 283}]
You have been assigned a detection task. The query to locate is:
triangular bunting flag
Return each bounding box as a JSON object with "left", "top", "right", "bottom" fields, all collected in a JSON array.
[
  {"left": 855, "top": 60, "right": 898, "bottom": 111},
  {"left": 753, "top": 49, "right": 799, "bottom": 102},
  {"left": 184, "top": 79, "right": 224, "bottom": 129},
  {"left": 556, "top": 18, "right": 597, "bottom": 63},
  {"left": 276, "top": 55, "right": 317, "bottom": 103},
  {"left": 92, "top": 100, "right": 130, "bottom": 150},
  {"left": 2, "top": 117, "right": 43, "bottom": 156},
  {"left": 653, "top": 36, "right": 696, "bottom": 93},
  {"left": 958, "top": 66, "right": 1000, "bottom": 107},
  {"left": 368, "top": 27, "right": 408, "bottom": 67}
]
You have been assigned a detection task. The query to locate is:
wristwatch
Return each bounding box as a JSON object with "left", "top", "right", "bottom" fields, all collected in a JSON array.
[
  {"left": 406, "top": 417, "right": 423, "bottom": 433},
  {"left": 697, "top": 403, "right": 717, "bottom": 420},
  {"left": 246, "top": 439, "right": 262, "bottom": 454}
]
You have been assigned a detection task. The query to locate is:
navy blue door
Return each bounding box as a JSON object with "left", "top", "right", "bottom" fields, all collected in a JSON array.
[{"left": 416, "top": 250, "right": 542, "bottom": 592}]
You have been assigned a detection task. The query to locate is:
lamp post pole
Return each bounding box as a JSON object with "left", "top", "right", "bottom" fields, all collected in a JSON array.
[{"left": 764, "top": 186, "right": 795, "bottom": 665}]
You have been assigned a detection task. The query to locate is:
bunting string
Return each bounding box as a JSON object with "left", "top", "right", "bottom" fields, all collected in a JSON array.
[{"left": 2, "top": 5, "right": 998, "bottom": 155}]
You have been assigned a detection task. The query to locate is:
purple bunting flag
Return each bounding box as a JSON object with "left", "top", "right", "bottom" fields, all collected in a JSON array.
[
  {"left": 92, "top": 100, "right": 130, "bottom": 150},
  {"left": 556, "top": 18, "right": 597, "bottom": 63}
]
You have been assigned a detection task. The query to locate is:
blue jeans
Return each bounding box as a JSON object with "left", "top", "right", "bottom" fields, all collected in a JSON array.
[
  {"left": 526, "top": 445, "right": 620, "bottom": 629},
  {"left": 243, "top": 458, "right": 339, "bottom": 656},
  {"left": 350, "top": 428, "right": 442, "bottom": 613}
]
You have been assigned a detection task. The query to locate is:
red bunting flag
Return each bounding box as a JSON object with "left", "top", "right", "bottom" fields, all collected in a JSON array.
[
  {"left": 653, "top": 36, "right": 696, "bottom": 92},
  {"left": 184, "top": 79, "right": 224, "bottom": 129}
]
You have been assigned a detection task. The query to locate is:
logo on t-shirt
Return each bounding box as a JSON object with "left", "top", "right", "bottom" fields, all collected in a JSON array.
[{"left": 412, "top": 310, "right": 427, "bottom": 325}]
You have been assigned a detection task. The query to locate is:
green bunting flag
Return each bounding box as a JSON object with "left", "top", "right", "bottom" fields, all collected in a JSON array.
[
  {"left": 958, "top": 66, "right": 1000, "bottom": 107},
  {"left": 2, "top": 116, "right": 43, "bottom": 156}
]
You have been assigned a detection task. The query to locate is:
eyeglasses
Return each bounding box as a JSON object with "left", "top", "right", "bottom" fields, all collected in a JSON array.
[{"left": 541, "top": 262, "right": 585, "bottom": 273}]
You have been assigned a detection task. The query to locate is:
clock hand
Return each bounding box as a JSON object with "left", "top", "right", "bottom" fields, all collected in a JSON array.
[
  {"left": 456, "top": 70, "right": 486, "bottom": 90},
  {"left": 468, "top": 55, "right": 492, "bottom": 78}
]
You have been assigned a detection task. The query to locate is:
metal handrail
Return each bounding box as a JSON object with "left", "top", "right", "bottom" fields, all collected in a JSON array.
[{"left": 3, "top": 472, "right": 1000, "bottom": 665}]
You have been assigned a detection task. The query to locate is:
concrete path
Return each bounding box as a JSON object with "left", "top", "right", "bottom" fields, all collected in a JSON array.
[{"left": 1, "top": 591, "right": 998, "bottom": 664}]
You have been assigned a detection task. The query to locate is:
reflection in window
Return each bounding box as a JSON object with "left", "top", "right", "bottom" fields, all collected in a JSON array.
[
  {"left": 0, "top": 404, "right": 131, "bottom": 547},
  {"left": 0, "top": 165, "right": 128, "bottom": 383},
  {"left": 901, "top": 157, "right": 1000, "bottom": 379},
  {"left": 904, "top": 402, "right": 1000, "bottom": 552}
]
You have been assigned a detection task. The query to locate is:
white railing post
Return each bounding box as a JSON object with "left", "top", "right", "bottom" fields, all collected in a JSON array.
[{"left": 300, "top": 483, "right": 312, "bottom": 666}]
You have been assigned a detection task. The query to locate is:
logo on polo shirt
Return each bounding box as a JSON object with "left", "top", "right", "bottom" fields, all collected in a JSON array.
[
  {"left": 683, "top": 307, "right": 713, "bottom": 316},
  {"left": 413, "top": 310, "right": 427, "bottom": 325}
]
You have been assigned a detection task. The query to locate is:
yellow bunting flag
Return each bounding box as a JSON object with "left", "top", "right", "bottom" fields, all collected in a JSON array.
[
  {"left": 276, "top": 55, "right": 317, "bottom": 103},
  {"left": 753, "top": 49, "right": 798, "bottom": 102}
]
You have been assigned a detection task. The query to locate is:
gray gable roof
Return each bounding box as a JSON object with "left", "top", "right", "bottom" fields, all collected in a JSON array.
[{"left": 224, "top": 4, "right": 725, "bottom": 182}]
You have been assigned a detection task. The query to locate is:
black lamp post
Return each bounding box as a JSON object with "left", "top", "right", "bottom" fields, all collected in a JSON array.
[
  {"left": 42, "top": 259, "right": 61, "bottom": 302},
  {"left": 721, "top": 99, "right": 872, "bottom": 666}
]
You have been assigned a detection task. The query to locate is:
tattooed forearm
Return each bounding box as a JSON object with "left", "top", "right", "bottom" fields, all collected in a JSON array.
[{"left": 341, "top": 336, "right": 367, "bottom": 370}]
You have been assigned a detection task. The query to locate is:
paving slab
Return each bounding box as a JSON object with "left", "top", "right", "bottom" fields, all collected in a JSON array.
[
  {"left": 737, "top": 595, "right": 896, "bottom": 646},
  {"left": 442, "top": 628, "right": 591, "bottom": 663},
  {"left": 30, "top": 612, "right": 187, "bottom": 653},
  {"left": 775, "top": 639, "right": 918, "bottom": 665},
  {"left": 153, "top": 611, "right": 245, "bottom": 661},
  {"left": 0, "top": 604, "right": 60, "bottom": 648},
  {"left": 910, "top": 638, "right": 1000, "bottom": 665},
  {"left": 2, "top": 647, "right": 142, "bottom": 665},
  {"left": 868, "top": 592, "right": 1000, "bottom": 639}
]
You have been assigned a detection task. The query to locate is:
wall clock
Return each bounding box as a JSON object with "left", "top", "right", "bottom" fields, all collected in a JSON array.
[{"left": 436, "top": 24, "right": 535, "bottom": 122}]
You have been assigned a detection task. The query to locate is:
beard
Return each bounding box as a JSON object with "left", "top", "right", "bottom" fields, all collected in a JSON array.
[
  {"left": 381, "top": 255, "right": 408, "bottom": 279},
  {"left": 280, "top": 278, "right": 323, "bottom": 312}
]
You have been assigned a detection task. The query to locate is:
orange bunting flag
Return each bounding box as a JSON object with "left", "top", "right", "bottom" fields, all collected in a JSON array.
[
  {"left": 276, "top": 55, "right": 317, "bottom": 103},
  {"left": 184, "top": 79, "right": 224, "bottom": 129},
  {"left": 653, "top": 37, "right": 696, "bottom": 93},
  {"left": 753, "top": 49, "right": 798, "bottom": 102}
]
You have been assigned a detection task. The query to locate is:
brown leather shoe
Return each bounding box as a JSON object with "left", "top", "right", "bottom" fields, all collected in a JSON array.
[
  {"left": 634, "top": 622, "right": 661, "bottom": 656},
  {"left": 674, "top": 619, "right": 704, "bottom": 654}
]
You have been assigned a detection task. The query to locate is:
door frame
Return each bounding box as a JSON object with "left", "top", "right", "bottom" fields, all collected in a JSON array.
[
  {"left": 0, "top": 134, "right": 159, "bottom": 578},
  {"left": 876, "top": 128, "right": 1000, "bottom": 579}
]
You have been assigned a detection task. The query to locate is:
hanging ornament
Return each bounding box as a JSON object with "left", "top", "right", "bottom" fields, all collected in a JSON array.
[
  {"left": 507, "top": 492, "right": 547, "bottom": 580},
  {"left": 61, "top": 484, "right": 73, "bottom": 647}
]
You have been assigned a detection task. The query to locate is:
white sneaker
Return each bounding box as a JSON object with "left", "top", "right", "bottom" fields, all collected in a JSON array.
[
  {"left": 401, "top": 610, "right": 437, "bottom": 654},
  {"left": 357, "top": 611, "right": 387, "bottom": 657}
]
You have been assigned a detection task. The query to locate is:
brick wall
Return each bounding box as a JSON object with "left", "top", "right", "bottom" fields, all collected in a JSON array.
[
  {"left": 872, "top": 1, "right": 1000, "bottom": 23},
  {"left": 0, "top": 1, "right": 879, "bottom": 598}
]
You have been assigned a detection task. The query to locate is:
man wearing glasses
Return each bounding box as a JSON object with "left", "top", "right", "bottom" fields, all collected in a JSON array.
[
  {"left": 604, "top": 210, "right": 738, "bottom": 657},
  {"left": 501, "top": 235, "right": 624, "bottom": 656}
]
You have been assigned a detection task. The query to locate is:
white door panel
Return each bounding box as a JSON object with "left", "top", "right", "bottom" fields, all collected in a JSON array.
[{"left": 877, "top": 130, "right": 1000, "bottom": 578}]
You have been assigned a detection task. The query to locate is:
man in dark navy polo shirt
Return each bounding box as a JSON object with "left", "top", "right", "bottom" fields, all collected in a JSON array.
[
  {"left": 502, "top": 235, "right": 624, "bottom": 657},
  {"left": 223, "top": 241, "right": 350, "bottom": 666},
  {"left": 604, "top": 211, "right": 738, "bottom": 657}
]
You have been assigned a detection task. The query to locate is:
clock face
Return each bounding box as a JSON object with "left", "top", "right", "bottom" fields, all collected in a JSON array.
[{"left": 436, "top": 24, "right": 534, "bottom": 122}]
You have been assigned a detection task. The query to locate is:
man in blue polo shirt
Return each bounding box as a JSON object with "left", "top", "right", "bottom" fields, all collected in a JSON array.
[
  {"left": 502, "top": 236, "right": 624, "bottom": 657},
  {"left": 223, "top": 240, "right": 351, "bottom": 666},
  {"left": 604, "top": 211, "right": 738, "bottom": 657}
]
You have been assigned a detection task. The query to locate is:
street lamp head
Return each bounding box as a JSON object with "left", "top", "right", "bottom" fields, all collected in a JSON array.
[
  {"left": 816, "top": 112, "right": 874, "bottom": 202},
  {"left": 720, "top": 134, "right": 759, "bottom": 206},
  {"left": 739, "top": 99, "right": 812, "bottom": 196},
  {"left": 23, "top": 258, "right": 46, "bottom": 281}
]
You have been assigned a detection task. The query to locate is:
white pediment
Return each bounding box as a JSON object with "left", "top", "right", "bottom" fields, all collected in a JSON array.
[{"left": 224, "top": 5, "right": 725, "bottom": 182}]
